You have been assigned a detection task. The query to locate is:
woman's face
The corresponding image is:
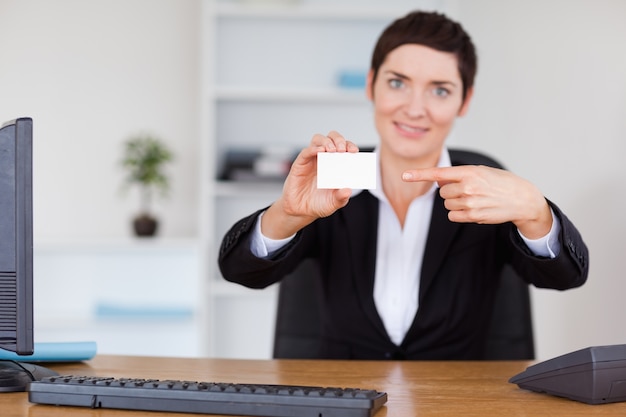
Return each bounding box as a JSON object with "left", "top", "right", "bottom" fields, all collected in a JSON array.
[{"left": 366, "top": 44, "right": 472, "bottom": 164}]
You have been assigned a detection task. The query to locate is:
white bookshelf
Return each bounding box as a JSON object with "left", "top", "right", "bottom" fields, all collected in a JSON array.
[{"left": 200, "top": 0, "right": 450, "bottom": 359}]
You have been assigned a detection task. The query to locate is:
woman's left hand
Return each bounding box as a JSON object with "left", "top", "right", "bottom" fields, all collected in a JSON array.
[{"left": 402, "top": 165, "right": 552, "bottom": 239}]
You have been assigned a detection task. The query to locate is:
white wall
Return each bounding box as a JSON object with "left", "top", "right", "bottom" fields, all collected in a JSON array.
[
  {"left": 2, "top": 0, "right": 625, "bottom": 361},
  {"left": 0, "top": 0, "right": 201, "bottom": 239}
]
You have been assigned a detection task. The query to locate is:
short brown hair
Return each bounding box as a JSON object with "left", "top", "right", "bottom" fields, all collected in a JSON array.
[{"left": 370, "top": 11, "right": 477, "bottom": 102}]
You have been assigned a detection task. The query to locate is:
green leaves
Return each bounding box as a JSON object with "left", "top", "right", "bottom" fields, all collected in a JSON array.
[{"left": 121, "top": 134, "right": 173, "bottom": 213}]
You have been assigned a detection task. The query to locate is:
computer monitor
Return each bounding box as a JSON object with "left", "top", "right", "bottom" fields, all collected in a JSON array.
[
  {"left": 0, "top": 117, "right": 55, "bottom": 392},
  {"left": 0, "top": 117, "right": 33, "bottom": 355}
]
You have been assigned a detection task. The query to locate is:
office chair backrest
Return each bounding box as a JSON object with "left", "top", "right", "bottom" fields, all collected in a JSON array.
[
  {"left": 273, "top": 258, "right": 324, "bottom": 359},
  {"left": 272, "top": 148, "right": 535, "bottom": 360}
]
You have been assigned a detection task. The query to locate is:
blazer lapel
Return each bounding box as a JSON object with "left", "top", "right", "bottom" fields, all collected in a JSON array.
[
  {"left": 342, "top": 191, "right": 390, "bottom": 340},
  {"left": 418, "top": 192, "right": 461, "bottom": 303},
  {"left": 342, "top": 191, "right": 461, "bottom": 343}
]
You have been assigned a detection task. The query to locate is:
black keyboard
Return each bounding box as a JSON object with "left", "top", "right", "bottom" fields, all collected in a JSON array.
[{"left": 28, "top": 375, "right": 388, "bottom": 417}]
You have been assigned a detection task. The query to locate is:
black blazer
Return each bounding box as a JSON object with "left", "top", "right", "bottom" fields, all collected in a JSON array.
[{"left": 218, "top": 150, "right": 589, "bottom": 360}]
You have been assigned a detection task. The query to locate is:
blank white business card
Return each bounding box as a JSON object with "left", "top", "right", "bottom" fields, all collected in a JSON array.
[{"left": 317, "top": 152, "right": 377, "bottom": 189}]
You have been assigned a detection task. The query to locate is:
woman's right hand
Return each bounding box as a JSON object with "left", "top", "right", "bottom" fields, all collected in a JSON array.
[{"left": 261, "top": 131, "right": 359, "bottom": 239}]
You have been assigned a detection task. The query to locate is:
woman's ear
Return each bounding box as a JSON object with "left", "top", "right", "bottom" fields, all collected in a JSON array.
[
  {"left": 458, "top": 87, "right": 474, "bottom": 116},
  {"left": 365, "top": 69, "right": 375, "bottom": 101}
]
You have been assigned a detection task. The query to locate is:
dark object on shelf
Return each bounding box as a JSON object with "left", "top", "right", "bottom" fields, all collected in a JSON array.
[
  {"left": 510, "top": 344, "right": 626, "bottom": 404},
  {"left": 219, "top": 148, "right": 297, "bottom": 182},
  {"left": 133, "top": 214, "right": 158, "bottom": 237}
]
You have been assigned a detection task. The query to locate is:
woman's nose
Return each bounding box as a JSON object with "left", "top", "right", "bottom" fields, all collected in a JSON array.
[{"left": 404, "top": 92, "right": 426, "bottom": 118}]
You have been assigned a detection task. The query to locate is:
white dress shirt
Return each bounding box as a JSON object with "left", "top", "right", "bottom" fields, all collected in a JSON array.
[{"left": 250, "top": 148, "right": 561, "bottom": 346}]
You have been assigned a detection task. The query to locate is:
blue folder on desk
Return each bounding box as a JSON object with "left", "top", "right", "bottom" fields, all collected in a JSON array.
[{"left": 0, "top": 342, "right": 97, "bottom": 363}]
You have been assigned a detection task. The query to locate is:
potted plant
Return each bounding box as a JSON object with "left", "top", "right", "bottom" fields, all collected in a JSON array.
[{"left": 121, "top": 133, "right": 173, "bottom": 237}]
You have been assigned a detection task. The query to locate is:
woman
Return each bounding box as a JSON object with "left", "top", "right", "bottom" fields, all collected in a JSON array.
[{"left": 218, "top": 11, "right": 588, "bottom": 359}]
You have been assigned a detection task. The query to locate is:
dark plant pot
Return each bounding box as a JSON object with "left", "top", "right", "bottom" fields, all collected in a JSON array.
[{"left": 133, "top": 214, "right": 158, "bottom": 237}]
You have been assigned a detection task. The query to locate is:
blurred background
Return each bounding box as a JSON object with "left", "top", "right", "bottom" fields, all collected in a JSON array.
[{"left": 0, "top": 0, "right": 624, "bottom": 361}]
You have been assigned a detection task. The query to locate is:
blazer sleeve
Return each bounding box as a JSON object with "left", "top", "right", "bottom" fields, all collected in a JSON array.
[
  {"left": 218, "top": 208, "right": 305, "bottom": 289},
  {"left": 508, "top": 199, "right": 589, "bottom": 290}
]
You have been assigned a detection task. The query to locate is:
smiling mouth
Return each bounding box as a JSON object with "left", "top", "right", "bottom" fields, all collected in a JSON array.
[{"left": 396, "top": 122, "right": 428, "bottom": 135}]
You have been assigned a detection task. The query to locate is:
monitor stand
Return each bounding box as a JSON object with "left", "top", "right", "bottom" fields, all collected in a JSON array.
[{"left": 0, "top": 360, "right": 59, "bottom": 393}]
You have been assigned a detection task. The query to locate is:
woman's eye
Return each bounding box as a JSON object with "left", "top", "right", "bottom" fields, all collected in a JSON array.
[
  {"left": 389, "top": 79, "right": 404, "bottom": 89},
  {"left": 433, "top": 86, "right": 450, "bottom": 97}
]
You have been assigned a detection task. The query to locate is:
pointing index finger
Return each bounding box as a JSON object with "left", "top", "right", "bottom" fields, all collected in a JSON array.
[{"left": 402, "top": 166, "right": 468, "bottom": 185}]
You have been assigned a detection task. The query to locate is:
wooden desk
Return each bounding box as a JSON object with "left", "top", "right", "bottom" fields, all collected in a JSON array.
[{"left": 2, "top": 355, "right": 626, "bottom": 416}]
